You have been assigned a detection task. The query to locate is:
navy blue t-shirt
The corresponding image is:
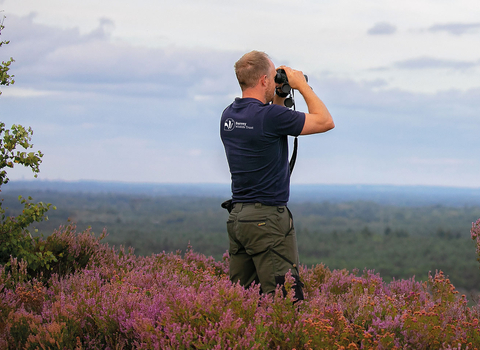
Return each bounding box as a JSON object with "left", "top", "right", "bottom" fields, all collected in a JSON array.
[{"left": 220, "top": 98, "right": 306, "bottom": 206}]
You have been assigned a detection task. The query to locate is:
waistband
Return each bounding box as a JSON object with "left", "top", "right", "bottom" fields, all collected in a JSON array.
[{"left": 233, "top": 202, "right": 287, "bottom": 209}]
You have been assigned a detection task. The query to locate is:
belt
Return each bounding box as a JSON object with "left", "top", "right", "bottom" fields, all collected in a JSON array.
[
  {"left": 233, "top": 202, "right": 286, "bottom": 209},
  {"left": 233, "top": 202, "right": 263, "bottom": 208}
]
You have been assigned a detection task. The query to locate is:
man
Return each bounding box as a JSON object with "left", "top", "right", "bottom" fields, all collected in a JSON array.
[{"left": 220, "top": 50, "right": 334, "bottom": 301}]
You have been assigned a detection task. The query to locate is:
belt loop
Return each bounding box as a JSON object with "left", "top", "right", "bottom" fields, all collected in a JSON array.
[{"left": 255, "top": 203, "right": 262, "bottom": 209}]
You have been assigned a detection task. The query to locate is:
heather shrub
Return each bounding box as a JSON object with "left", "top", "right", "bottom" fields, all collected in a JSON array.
[
  {"left": 38, "top": 224, "right": 107, "bottom": 280},
  {"left": 1, "top": 229, "right": 480, "bottom": 349},
  {"left": 471, "top": 218, "right": 480, "bottom": 266}
]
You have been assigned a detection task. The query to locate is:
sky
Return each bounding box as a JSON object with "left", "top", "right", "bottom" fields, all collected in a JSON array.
[{"left": 1, "top": 0, "right": 480, "bottom": 187}]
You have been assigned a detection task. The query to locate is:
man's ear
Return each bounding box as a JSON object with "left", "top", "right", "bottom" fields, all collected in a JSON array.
[{"left": 260, "top": 75, "right": 268, "bottom": 87}]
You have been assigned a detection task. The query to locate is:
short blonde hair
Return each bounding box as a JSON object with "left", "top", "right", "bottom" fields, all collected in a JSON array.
[{"left": 234, "top": 51, "right": 272, "bottom": 90}]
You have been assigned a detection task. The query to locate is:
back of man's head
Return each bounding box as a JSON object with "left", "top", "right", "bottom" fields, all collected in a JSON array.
[{"left": 234, "top": 51, "right": 271, "bottom": 91}]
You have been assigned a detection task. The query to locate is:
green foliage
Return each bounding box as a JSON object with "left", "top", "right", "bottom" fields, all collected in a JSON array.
[
  {"left": 0, "top": 123, "right": 55, "bottom": 277},
  {"left": 1, "top": 224, "right": 107, "bottom": 291},
  {"left": 0, "top": 122, "right": 56, "bottom": 273},
  {"left": 0, "top": 14, "right": 15, "bottom": 94},
  {"left": 0, "top": 122, "right": 45, "bottom": 185},
  {"left": 0, "top": 17, "right": 58, "bottom": 279},
  {"left": 41, "top": 224, "right": 107, "bottom": 279}
]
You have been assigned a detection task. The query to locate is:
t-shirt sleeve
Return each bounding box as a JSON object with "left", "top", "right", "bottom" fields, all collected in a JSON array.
[{"left": 263, "top": 104, "right": 306, "bottom": 137}]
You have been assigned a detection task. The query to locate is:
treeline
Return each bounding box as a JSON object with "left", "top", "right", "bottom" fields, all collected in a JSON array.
[{"left": 2, "top": 190, "right": 480, "bottom": 293}]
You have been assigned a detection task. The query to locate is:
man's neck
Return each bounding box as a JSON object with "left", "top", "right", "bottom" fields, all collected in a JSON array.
[{"left": 242, "top": 89, "right": 266, "bottom": 104}]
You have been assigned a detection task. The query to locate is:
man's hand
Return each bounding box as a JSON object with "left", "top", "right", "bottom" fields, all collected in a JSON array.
[{"left": 277, "top": 65, "right": 309, "bottom": 91}]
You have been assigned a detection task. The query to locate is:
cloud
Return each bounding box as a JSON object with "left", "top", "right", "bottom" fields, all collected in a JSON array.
[
  {"left": 393, "top": 56, "right": 479, "bottom": 71},
  {"left": 2, "top": 13, "right": 84, "bottom": 66},
  {"left": 6, "top": 12, "right": 480, "bottom": 124},
  {"left": 367, "top": 22, "right": 397, "bottom": 35},
  {"left": 3, "top": 86, "right": 55, "bottom": 97},
  {"left": 3, "top": 14, "right": 240, "bottom": 99},
  {"left": 428, "top": 22, "right": 480, "bottom": 36}
]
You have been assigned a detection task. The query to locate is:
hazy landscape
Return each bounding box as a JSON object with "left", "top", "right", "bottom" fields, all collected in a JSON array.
[{"left": 4, "top": 180, "right": 480, "bottom": 295}]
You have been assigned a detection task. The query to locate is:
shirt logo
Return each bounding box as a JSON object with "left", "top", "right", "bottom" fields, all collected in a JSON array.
[{"left": 224, "top": 118, "right": 235, "bottom": 131}]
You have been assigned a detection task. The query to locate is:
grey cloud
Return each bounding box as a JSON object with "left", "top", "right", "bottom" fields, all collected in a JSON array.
[
  {"left": 6, "top": 11, "right": 480, "bottom": 124},
  {"left": 84, "top": 17, "right": 115, "bottom": 41},
  {"left": 19, "top": 12, "right": 480, "bottom": 119},
  {"left": 309, "top": 74, "right": 480, "bottom": 124},
  {"left": 6, "top": 13, "right": 480, "bottom": 137},
  {"left": 428, "top": 23, "right": 480, "bottom": 36},
  {"left": 2, "top": 13, "right": 86, "bottom": 66},
  {"left": 4, "top": 14, "right": 240, "bottom": 98},
  {"left": 393, "top": 56, "right": 479, "bottom": 70},
  {"left": 367, "top": 22, "right": 397, "bottom": 35}
]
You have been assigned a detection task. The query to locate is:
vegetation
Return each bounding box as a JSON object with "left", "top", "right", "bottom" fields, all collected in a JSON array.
[
  {"left": 0, "top": 14, "right": 15, "bottom": 92},
  {"left": 1, "top": 15, "right": 61, "bottom": 279},
  {"left": 1, "top": 234, "right": 480, "bottom": 349},
  {"left": 3, "top": 190, "right": 479, "bottom": 294}
]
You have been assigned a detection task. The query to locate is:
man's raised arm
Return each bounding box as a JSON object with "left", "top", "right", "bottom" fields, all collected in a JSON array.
[{"left": 280, "top": 66, "right": 335, "bottom": 135}]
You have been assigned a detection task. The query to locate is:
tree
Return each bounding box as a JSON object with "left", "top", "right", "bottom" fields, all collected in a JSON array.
[
  {"left": 0, "top": 14, "right": 15, "bottom": 94},
  {"left": 0, "top": 14, "right": 56, "bottom": 272}
]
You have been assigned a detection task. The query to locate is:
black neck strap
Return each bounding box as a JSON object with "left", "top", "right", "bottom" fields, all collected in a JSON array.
[{"left": 289, "top": 137, "right": 298, "bottom": 175}]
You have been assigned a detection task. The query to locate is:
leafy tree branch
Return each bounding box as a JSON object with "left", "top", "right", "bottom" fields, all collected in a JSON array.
[{"left": 0, "top": 14, "right": 56, "bottom": 275}]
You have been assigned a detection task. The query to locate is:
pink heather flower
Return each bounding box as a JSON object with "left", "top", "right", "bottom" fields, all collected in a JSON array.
[{"left": 471, "top": 218, "right": 480, "bottom": 239}]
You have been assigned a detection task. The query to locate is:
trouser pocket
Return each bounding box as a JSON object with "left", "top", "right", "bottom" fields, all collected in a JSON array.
[{"left": 236, "top": 215, "right": 278, "bottom": 255}]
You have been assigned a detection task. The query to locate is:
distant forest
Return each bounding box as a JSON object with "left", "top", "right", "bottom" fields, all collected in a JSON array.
[{"left": 2, "top": 184, "right": 480, "bottom": 296}]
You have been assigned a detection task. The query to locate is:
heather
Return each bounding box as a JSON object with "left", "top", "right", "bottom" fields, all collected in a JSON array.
[{"left": 1, "top": 224, "right": 480, "bottom": 349}]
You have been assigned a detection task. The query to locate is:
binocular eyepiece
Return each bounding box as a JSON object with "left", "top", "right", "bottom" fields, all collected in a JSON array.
[
  {"left": 273, "top": 69, "right": 289, "bottom": 84},
  {"left": 275, "top": 68, "right": 308, "bottom": 108},
  {"left": 275, "top": 68, "right": 308, "bottom": 88}
]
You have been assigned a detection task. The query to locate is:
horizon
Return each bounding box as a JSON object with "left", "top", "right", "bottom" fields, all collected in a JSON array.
[
  {"left": 4, "top": 179, "right": 480, "bottom": 207},
  {"left": 5, "top": 178, "right": 480, "bottom": 189}
]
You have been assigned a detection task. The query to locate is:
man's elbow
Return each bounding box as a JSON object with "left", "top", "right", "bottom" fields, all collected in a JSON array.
[
  {"left": 300, "top": 113, "right": 335, "bottom": 135},
  {"left": 317, "top": 121, "right": 334, "bottom": 134},
  {"left": 325, "top": 119, "right": 335, "bottom": 131}
]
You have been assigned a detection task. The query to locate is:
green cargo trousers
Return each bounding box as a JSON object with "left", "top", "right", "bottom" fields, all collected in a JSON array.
[{"left": 226, "top": 202, "right": 304, "bottom": 301}]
